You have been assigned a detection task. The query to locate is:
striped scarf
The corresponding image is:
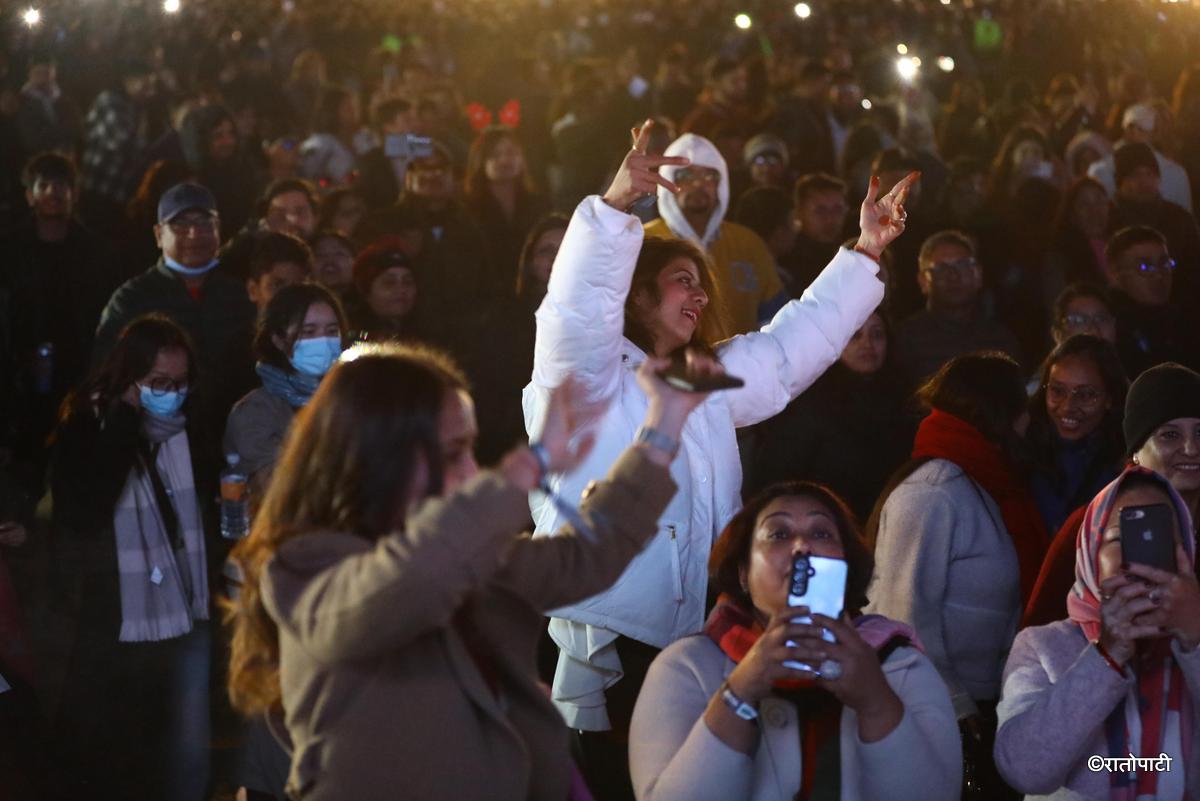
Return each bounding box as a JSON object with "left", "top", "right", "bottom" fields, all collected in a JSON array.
[
  {"left": 112, "top": 424, "right": 209, "bottom": 642},
  {"left": 1067, "top": 466, "right": 1195, "bottom": 801}
]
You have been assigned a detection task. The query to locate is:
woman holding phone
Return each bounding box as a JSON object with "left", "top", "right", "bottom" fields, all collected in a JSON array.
[
  {"left": 995, "top": 467, "right": 1200, "bottom": 797},
  {"left": 525, "top": 119, "right": 916, "bottom": 793},
  {"left": 627, "top": 482, "right": 960, "bottom": 801}
]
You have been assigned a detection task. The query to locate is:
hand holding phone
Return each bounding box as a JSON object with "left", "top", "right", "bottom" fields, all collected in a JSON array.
[
  {"left": 1120, "top": 503, "right": 1176, "bottom": 573},
  {"left": 656, "top": 349, "right": 743, "bottom": 393},
  {"left": 783, "top": 554, "right": 847, "bottom": 673}
]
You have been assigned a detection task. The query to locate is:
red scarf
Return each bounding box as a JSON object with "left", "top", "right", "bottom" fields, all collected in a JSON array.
[
  {"left": 912, "top": 409, "right": 1048, "bottom": 604},
  {"left": 704, "top": 595, "right": 921, "bottom": 800}
]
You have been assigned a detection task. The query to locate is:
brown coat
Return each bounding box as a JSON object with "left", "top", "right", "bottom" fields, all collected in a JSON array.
[{"left": 262, "top": 448, "right": 676, "bottom": 800}]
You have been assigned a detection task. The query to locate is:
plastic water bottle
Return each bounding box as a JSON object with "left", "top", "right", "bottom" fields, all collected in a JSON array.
[
  {"left": 32, "top": 343, "right": 54, "bottom": 395},
  {"left": 219, "top": 454, "right": 250, "bottom": 540}
]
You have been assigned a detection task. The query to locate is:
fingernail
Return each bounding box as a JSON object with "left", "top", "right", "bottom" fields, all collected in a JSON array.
[{"left": 871, "top": 175, "right": 879, "bottom": 184}]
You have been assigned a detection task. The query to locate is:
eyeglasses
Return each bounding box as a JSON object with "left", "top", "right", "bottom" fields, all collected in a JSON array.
[
  {"left": 674, "top": 168, "right": 721, "bottom": 186},
  {"left": 751, "top": 153, "right": 783, "bottom": 166},
  {"left": 1045, "top": 382, "right": 1104, "bottom": 407},
  {"left": 165, "top": 217, "right": 219, "bottom": 236},
  {"left": 139, "top": 377, "right": 188, "bottom": 397},
  {"left": 1060, "top": 311, "right": 1115, "bottom": 330},
  {"left": 1127, "top": 257, "right": 1177, "bottom": 276},
  {"left": 922, "top": 257, "right": 978, "bottom": 280}
]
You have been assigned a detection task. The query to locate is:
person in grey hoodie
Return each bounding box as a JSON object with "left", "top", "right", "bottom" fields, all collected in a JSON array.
[{"left": 995, "top": 467, "right": 1200, "bottom": 799}]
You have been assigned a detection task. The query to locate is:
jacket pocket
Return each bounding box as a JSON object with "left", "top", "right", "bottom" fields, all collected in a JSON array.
[{"left": 666, "top": 524, "right": 683, "bottom": 602}]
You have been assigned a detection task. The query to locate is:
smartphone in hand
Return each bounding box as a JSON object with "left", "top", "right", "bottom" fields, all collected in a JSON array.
[
  {"left": 656, "top": 351, "right": 744, "bottom": 392},
  {"left": 1120, "top": 503, "right": 1176, "bottom": 573},
  {"left": 783, "top": 554, "right": 847, "bottom": 673}
]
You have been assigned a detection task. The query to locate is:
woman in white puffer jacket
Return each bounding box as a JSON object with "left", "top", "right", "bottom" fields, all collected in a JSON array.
[{"left": 523, "top": 119, "right": 917, "bottom": 773}]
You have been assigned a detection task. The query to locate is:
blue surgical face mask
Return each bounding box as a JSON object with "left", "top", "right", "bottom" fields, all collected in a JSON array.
[
  {"left": 290, "top": 336, "right": 342, "bottom": 377},
  {"left": 163, "top": 255, "right": 220, "bottom": 277},
  {"left": 139, "top": 385, "right": 188, "bottom": 418}
]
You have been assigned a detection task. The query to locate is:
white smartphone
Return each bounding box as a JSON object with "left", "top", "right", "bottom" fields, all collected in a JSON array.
[{"left": 783, "top": 554, "right": 847, "bottom": 673}]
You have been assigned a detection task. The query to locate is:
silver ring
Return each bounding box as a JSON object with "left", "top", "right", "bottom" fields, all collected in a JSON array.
[
  {"left": 1150, "top": 589, "right": 1162, "bottom": 604},
  {"left": 818, "top": 659, "right": 843, "bottom": 680}
]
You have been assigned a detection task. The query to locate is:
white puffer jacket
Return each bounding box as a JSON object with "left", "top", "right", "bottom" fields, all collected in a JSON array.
[{"left": 523, "top": 195, "right": 884, "bottom": 648}]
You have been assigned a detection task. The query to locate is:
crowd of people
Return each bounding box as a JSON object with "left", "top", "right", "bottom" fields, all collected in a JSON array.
[{"left": 8, "top": 0, "right": 1200, "bottom": 799}]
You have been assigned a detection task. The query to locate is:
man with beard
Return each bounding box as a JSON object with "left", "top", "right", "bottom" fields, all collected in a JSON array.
[{"left": 644, "top": 133, "right": 787, "bottom": 341}]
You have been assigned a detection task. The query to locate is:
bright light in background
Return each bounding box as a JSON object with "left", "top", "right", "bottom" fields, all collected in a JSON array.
[
  {"left": 896, "top": 57, "right": 919, "bottom": 81},
  {"left": 911, "top": 56, "right": 922, "bottom": 67},
  {"left": 937, "top": 56, "right": 955, "bottom": 72},
  {"left": 896, "top": 43, "right": 908, "bottom": 54},
  {"left": 861, "top": 98, "right": 873, "bottom": 110},
  {"left": 940, "top": 0, "right": 951, "bottom": 5},
  {"left": 734, "top": 12, "right": 752, "bottom": 29},
  {"left": 794, "top": 2, "right": 812, "bottom": 19},
  {"left": 21, "top": 7, "right": 40, "bottom": 26},
  {"left": 163, "top": 0, "right": 181, "bottom": 12}
]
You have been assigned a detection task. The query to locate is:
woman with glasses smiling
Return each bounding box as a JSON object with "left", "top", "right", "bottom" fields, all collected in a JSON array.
[{"left": 49, "top": 314, "right": 218, "bottom": 801}]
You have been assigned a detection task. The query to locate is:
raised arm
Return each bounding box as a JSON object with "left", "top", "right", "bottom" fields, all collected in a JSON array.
[
  {"left": 532, "top": 121, "right": 688, "bottom": 403},
  {"left": 719, "top": 172, "right": 918, "bottom": 427}
]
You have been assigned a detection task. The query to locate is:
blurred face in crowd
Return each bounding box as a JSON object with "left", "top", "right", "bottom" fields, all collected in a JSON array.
[
  {"left": 247, "top": 261, "right": 308, "bottom": 313},
  {"left": 406, "top": 154, "right": 454, "bottom": 204},
  {"left": 632, "top": 257, "right": 709, "bottom": 356},
  {"left": 1135, "top": 418, "right": 1200, "bottom": 498},
  {"left": 1071, "top": 145, "right": 1103, "bottom": 178},
  {"left": 795, "top": 189, "right": 848, "bottom": 245},
  {"left": 1070, "top": 183, "right": 1110, "bottom": 239},
  {"left": 528, "top": 227, "right": 566, "bottom": 286},
  {"left": 919, "top": 240, "right": 982, "bottom": 311},
  {"left": 124, "top": 72, "right": 157, "bottom": 104},
  {"left": 1044, "top": 355, "right": 1110, "bottom": 442},
  {"left": 337, "top": 95, "right": 359, "bottom": 133},
  {"left": 749, "top": 152, "right": 787, "bottom": 189},
  {"left": 484, "top": 136, "right": 526, "bottom": 184},
  {"left": 208, "top": 118, "right": 239, "bottom": 163},
  {"left": 1097, "top": 482, "right": 1179, "bottom": 582},
  {"left": 266, "top": 137, "right": 301, "bottom": 178},
  {"left": 1124, "top": 123, "right": 1154, "bottom": 146},
  {"left": 265, "top": 190, "right": 317, "bottom": 239},
  {"left": 330, "top": 194, "right": 368, "bottom": 237},
  {"left": 713, "top": 65, "right": 749, "bottom": 105},
  {"left": 273, "top": 301, "right": 340, "bottom": 355},
  {"left": 28, "top": 63, "right": 56, "bottom": 92},
  {"left": 437, "top": 388, "right": 480, "bottom": 495},
  {"left": 1114, "top": 240, "right": 1173, "bottom": 307},
  {"left": 839, "top": 313, "right": 887, "bottom": 376},
  {"left": 1118, "top": 166, "right": 1161, "bottom": 205},
  {"left": 156, "top": 211, "right": 220, "bottom": 267},
  {"left": 945, "top": 171, "right": 986, "bottom": 223},
  {"left": 1011, "top": 138, "right": 1046, "bottom": 173},
  {"left": 674, "top": 166, "right": 720, "bottom": 226},
  {"left": 367, "top": 265, "right": 417, "bottom": 321},
  {"left": 1054, "top": 295, "right": 1117, "bottom": 345},
  {"left": 742, "top": 495, "right": 846, "bottom": 618},
  {"left": 312, "top": 237, "right": 355, "bottom": 289},
  {"left": 829, "top": 78, "right": 863, "bottom": 120},
  {"left": 26, "top": 174, "right": 74, "bottom": 220}
]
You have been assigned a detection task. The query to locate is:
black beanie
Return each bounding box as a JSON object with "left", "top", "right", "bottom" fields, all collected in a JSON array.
[
  {"left": 1114, "top": 142, "right": 1160, "bottom": 189},
  {"left": 1123, "top": 362, "right": 1200, "bottom": 455}
]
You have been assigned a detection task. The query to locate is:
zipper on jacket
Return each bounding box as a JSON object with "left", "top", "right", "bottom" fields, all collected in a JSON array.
[{"left": 667, "top": 525, "right": 683, "bottom": 602}]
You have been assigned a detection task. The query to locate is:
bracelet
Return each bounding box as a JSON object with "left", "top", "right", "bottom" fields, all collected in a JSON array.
[
  {"left": 852, "top": 245, "right": 881, "bottom": 264},
  {"left": 1093, "top": 640, "right": 1126, "bottom": 676},
  {"left": 719, "top": 681, "right": 758, "bottom": 721},
  {"left": 635, "top": 425, "right": 680, "bottom": 460},
  {"left": 529, "top": 441, "right": 550, "bottom": 485}
]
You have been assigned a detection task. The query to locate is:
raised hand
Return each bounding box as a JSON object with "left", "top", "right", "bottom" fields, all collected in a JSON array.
[
  {"left": 1123, "top": 544, "right": 1200, "bottom": 651},
  {"left": 854, "top": 171, "right": 920, "bottom": 260},
  {"left": 601, "top": 119, "right": 690, "bottom": 213},
  {"left": 1098, "top": 573, "right": 1163, "bottom": 665}
]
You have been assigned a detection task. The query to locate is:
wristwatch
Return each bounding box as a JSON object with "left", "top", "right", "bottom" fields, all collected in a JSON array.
[
  {"left": 635, "top": 425, "right": 680, "bottom": 460},
  {"left": 720, "top": 681, "right": 758, "bottom": 721}
]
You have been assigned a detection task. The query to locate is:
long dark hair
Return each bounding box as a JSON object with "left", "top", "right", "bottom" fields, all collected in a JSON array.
[
  {"left": 1026, "top": 335, "right": 1128, "bottom": 494},
  {"left": 179, "top": 104, "right": 236, "bottom": 172},
  {"left": 709, "top": 482, "right": 875, "bottom": 618},
  {"left": 62, "top": 314, "right": 197, "bottom": 422},
  {"left": 253, "top": 283, "right": 348, "bottom": 372},
  {"left": 623, "top": 236, "right": 722, "bottom": 354},
  {"left": 864, "top": 352, "right": 1028, "bottom": 548},
  {"left": 463, "top": 126, "right": 536, "bottom": 206},
  {"left": 516, "top": 212, "right": 569, "bottom": 298},
  {"left": 226, "top": 343, "right": 468, "bottom": 715}
]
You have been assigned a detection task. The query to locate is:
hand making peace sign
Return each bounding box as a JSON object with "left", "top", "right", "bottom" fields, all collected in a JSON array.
[
  {"left": 854, "top": 171, "right": 920, "bottom": 261},
  {"left": 601, "top": 118, "right": 691, "bottom": 212}
]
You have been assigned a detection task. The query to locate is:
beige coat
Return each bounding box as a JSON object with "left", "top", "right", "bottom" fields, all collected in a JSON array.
[{"left": 262, "top": 448, "right": 676, "bottom": 801}]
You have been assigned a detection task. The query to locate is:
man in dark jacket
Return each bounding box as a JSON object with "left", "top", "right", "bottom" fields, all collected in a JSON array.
[{"left": 94, "top": 182, "right": 255, "bottom": 433}]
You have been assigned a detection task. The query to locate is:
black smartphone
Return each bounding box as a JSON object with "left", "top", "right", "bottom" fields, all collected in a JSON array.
[
  {"left": 657, "top": 352, "right": 744, "bottom": 393},
  {"left": 1120, "top": 503, "right": 1176, "bottom": 572}
]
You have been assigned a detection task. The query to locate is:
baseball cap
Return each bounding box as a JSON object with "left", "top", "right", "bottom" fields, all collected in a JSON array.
[{"left": 158, "top": 182, "right": 219, "bottom": 224}]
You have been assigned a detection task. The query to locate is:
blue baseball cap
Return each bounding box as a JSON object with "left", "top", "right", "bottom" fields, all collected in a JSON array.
[{"left": 157, "top": 182, "right": 218, "bottom": 223}]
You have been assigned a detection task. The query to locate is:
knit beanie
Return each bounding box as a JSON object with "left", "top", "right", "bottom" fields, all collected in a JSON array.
[
  {"left": 353, "top": 239, "right": 413, "bottom": 296},
  {"left": 1123, "top": 362, "right": 1200, "bottom": 455},
  {"left": 1114, "top": 142, "right": 1159, "bottom": 189}
]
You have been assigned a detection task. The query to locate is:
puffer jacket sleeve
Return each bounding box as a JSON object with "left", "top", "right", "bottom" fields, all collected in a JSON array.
[
  {"left": 717, "top": 247, "right": 882, "bottom": 428},
  {"left": 531, "top": 196, "right": 645, "bottom": 405}
]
